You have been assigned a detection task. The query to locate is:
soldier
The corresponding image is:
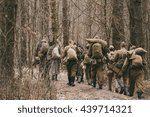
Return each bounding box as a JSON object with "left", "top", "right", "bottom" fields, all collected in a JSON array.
[
  {"left": 47, "top": 40, "right": 61, "bottom": 81},
  {"left": 86, "top": 36, "right": 108, "bottom": 89},
  {"left": 76, "top": 45, "right": 84, "bottom": 83},
  {"left": 62, "top": 40, "right": 78, "bottom": 86},
  {"left": 127, "top": 47, "right": 147, "bottom": 99},
  {"left": 34, "top": 36, "right": 49, "bottom": 77},
  {"left": 83, "top": 44, "right": 92, "bottom": 85},
  {"left": 107, "top": 45, "right": 116, "bottom": 91},
  {"left": 113, "top": 42, "right": 129, "bottom": 95}
]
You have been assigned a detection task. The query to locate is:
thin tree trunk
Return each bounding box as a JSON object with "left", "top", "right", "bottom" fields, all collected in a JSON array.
[
  {"left": 86, "top": 0, "right": 92, "bottom": 38},
  {"left": 0, "top": 0, "right": 17, "bottom": 99},
  {"left": 112, "top": 0, "right": 124, "bottom": 49},
  {"left": 62, "top": 0, "right": 70, "bottom": 46},
  {"left": 129, "top": 0, "right": 144, "bottom": 47},
  {"left": 50, "top": 0, "right": 59, "bottom": 44}
]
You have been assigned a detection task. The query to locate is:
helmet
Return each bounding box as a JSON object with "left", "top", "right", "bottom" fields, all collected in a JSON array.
[
  {"left": 120, "top": 41, "right": 126, "bottom": 48},
  {"left": 109, "top": 45, "right": 114, "bottom": 51}
]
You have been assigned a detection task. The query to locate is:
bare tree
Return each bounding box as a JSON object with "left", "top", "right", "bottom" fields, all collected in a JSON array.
[
  {"left": 0, "top": 0, "right": 17, "bottom": 99},
  {"left": 62, "top": 0, "right": 70, "bottom": 46},
  {"left": 112, "top": 0, "right": 124, "bottom": 49},
  {"left": 129, "top": 0, "right": 144, "bottom": 47},
  {"left": 50, "top": 0, "right": 59, "bottom": 43}
]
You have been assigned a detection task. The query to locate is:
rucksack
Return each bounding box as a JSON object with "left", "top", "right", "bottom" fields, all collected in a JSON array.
[
  {"left": 67, "top": 47, "right": 77, "bottom": 60},
  {"left": 130, "top": 52, "right": 143, "bottom": 67},
  {"left": 134, "top": 47, "right": 147, "bottom": 55},
  {"left": 52, "top": 46, "right": 61, "bottom": 59},
  {"left": 92, "top": 43, "right": 103, "bottom": 59},
  {"left": 40, "top": 42, "right": 49, "bottom": 54},
  {"left": 115, "top": 49, "right": 127, "bottom": 69}
]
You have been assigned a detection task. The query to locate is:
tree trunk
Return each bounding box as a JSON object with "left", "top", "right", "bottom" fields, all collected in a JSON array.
[
  {"left": 112, "top": 0, "right": 124, "bottom": 49},
  {"left": 0, "top": 0, "right": 17, "bottom": 99},
  {"left": 62, "top": 0, "right": 70, "bottom": 46},
  {"left": 50, "top": 0, "right": 59, "bottom": 44},
  {"left": 129, "top": 0, "right": 144, "bottom": 47},
  {"left": 85, "top": 0, "right": 92, "bottom": 38},
  {"left": 20, "top": 0, "right": 27, "bottom": 66}
]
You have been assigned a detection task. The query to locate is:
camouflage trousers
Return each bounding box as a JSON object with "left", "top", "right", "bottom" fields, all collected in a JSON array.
[
  {"left": 76, "top": 61, "right": 84, "bottom": 82},
  {"left": 107, "top": 69, "right": 116, "bottom": 91},
  {"left": 66, "top": 59, "right": 77, "bottom": 85},
  {"left": 85, "top": 63, "right": 91, "bottom": 84},
  {"left": 129, "top": 66, "right": 145, "bottom": 96},
  {"left": 91, "top": 62, "right": 106, "bottom": 89},
  {"left": 115, "top": 72, "right": 129, "bottom": 95}
]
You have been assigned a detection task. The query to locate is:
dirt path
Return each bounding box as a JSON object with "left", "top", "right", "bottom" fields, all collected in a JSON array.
[{"left": 55, "top": 70, "right": 150, "bottom": 100}]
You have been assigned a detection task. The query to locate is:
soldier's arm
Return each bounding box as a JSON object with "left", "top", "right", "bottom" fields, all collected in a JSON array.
[
  {"left": 47, "top": 47, "right": 52, "bottom": 61},
  {"left": 87, "top": 44, "right": 92, "bottom": 58},
  {"left": 61, "top": 46, "right": 68, "bottom": 58},
  {"left": 103, "top": 46, "right": 109, "bottom": 63},
  {"left": 121, "top": 57, "right": 129, "bottom": 72},
  {"left": 113, "top": 51, "right": 119, "bottom": 63}
]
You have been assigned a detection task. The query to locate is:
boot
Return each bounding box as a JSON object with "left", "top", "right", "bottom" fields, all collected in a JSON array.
[
  {"left": 71, "top": 77, "right": 75, "bottom": 86},
  {"left": 108, "top": 77, "right": 112, "bottom": 91},
  {"left": 124, "top": 85, "right": 130, "bottom": 96},
  {"left": 99, "top": 84, "right": 103, "bottom": 89},
  {"left": 137, "top": 90, "right": 144, "bottom": 99},
  {"left": 80, "top": 74, "right": 84, "bottom": 82},
  {"left": 115, "top": 88, "right": 119, "bottom": 93},
  {"left": 129, "top": 78, "right": 135, "bottom": 97},
  {"left": 77, "top": 76, "right": 81, "bottom": 83},
  {"left": 88, "top": 80, "right": 91, "bottom": 85},
  {"left": 55, "top": 74, "right": 58, "bottom": 81},
  {"left": 52, "top": 75, "right": 55, "bottom": 80},
  {"left": 93, "top": 81, "right": 96, "bottom": 88},
  {"left": 119, "top": 87, "right": 124, "bottom": 94},
  {"left": 67, "top": 76, "right": 71, "bottom": 86}
]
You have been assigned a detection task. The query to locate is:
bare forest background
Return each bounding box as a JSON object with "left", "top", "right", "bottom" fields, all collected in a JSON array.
[{"left": 0, "top": 0, "right": 150, "bottom": 99}]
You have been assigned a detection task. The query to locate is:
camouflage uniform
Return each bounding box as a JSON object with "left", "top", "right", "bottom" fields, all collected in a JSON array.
[
  {"left": 47, "top": 42, "right": 61, "bottom": 81},
  {"left": 76, "top": 45, "right": 84, "bottom": 83},
  {"left": 35, "top": 38, "right": 49, "bottom": 78},
  {"left": 113, "top": 42, "right": 129, "bottom": 95},
  {"left": 107, "top": 45, "right": 116, "bottom": 91},
  {"left": 83, "top": 53, "right": 92, "bottom": 85},
  {"left": 88, "top": 37, "right": 108, "bottom": 89},
  {"left": 62, "top": 41, "right": 77, "bottom": 86},
  {"left": 127, "top": 47, "right": 146, "bottom": 99},
  {"left": 129, "top": 65, "right": 145, "bottom": 99}
]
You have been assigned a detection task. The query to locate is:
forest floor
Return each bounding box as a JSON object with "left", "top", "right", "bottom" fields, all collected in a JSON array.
[{"left": 55, "top": 70, "right": 150, "bottom": 100}]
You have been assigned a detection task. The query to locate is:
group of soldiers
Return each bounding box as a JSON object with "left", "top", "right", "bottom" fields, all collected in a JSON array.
[{"left": 34, "top": 36, "right": 147, "bottom": 99}]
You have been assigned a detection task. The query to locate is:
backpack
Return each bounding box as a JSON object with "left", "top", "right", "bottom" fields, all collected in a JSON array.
[
  {"left": 40, "top": 42, "right": 49, "bottom": 54},
  {"left": 130, "top": 52, "right": 143, "bottom": 67},
  {"left": 67, "top": 47, "right": 77, "bottom": 60},
  {"left": 52, "top": 46, "right": 61, "bottom": 59},
  {"left": 92, "top": 43, "right": 103, "bottom": 59},
  {"left": 115, "top": 49, "right": 127, "bottom": 69},
  {"left": 134, "top": 47, "right": 147, "bottom": 55}
]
